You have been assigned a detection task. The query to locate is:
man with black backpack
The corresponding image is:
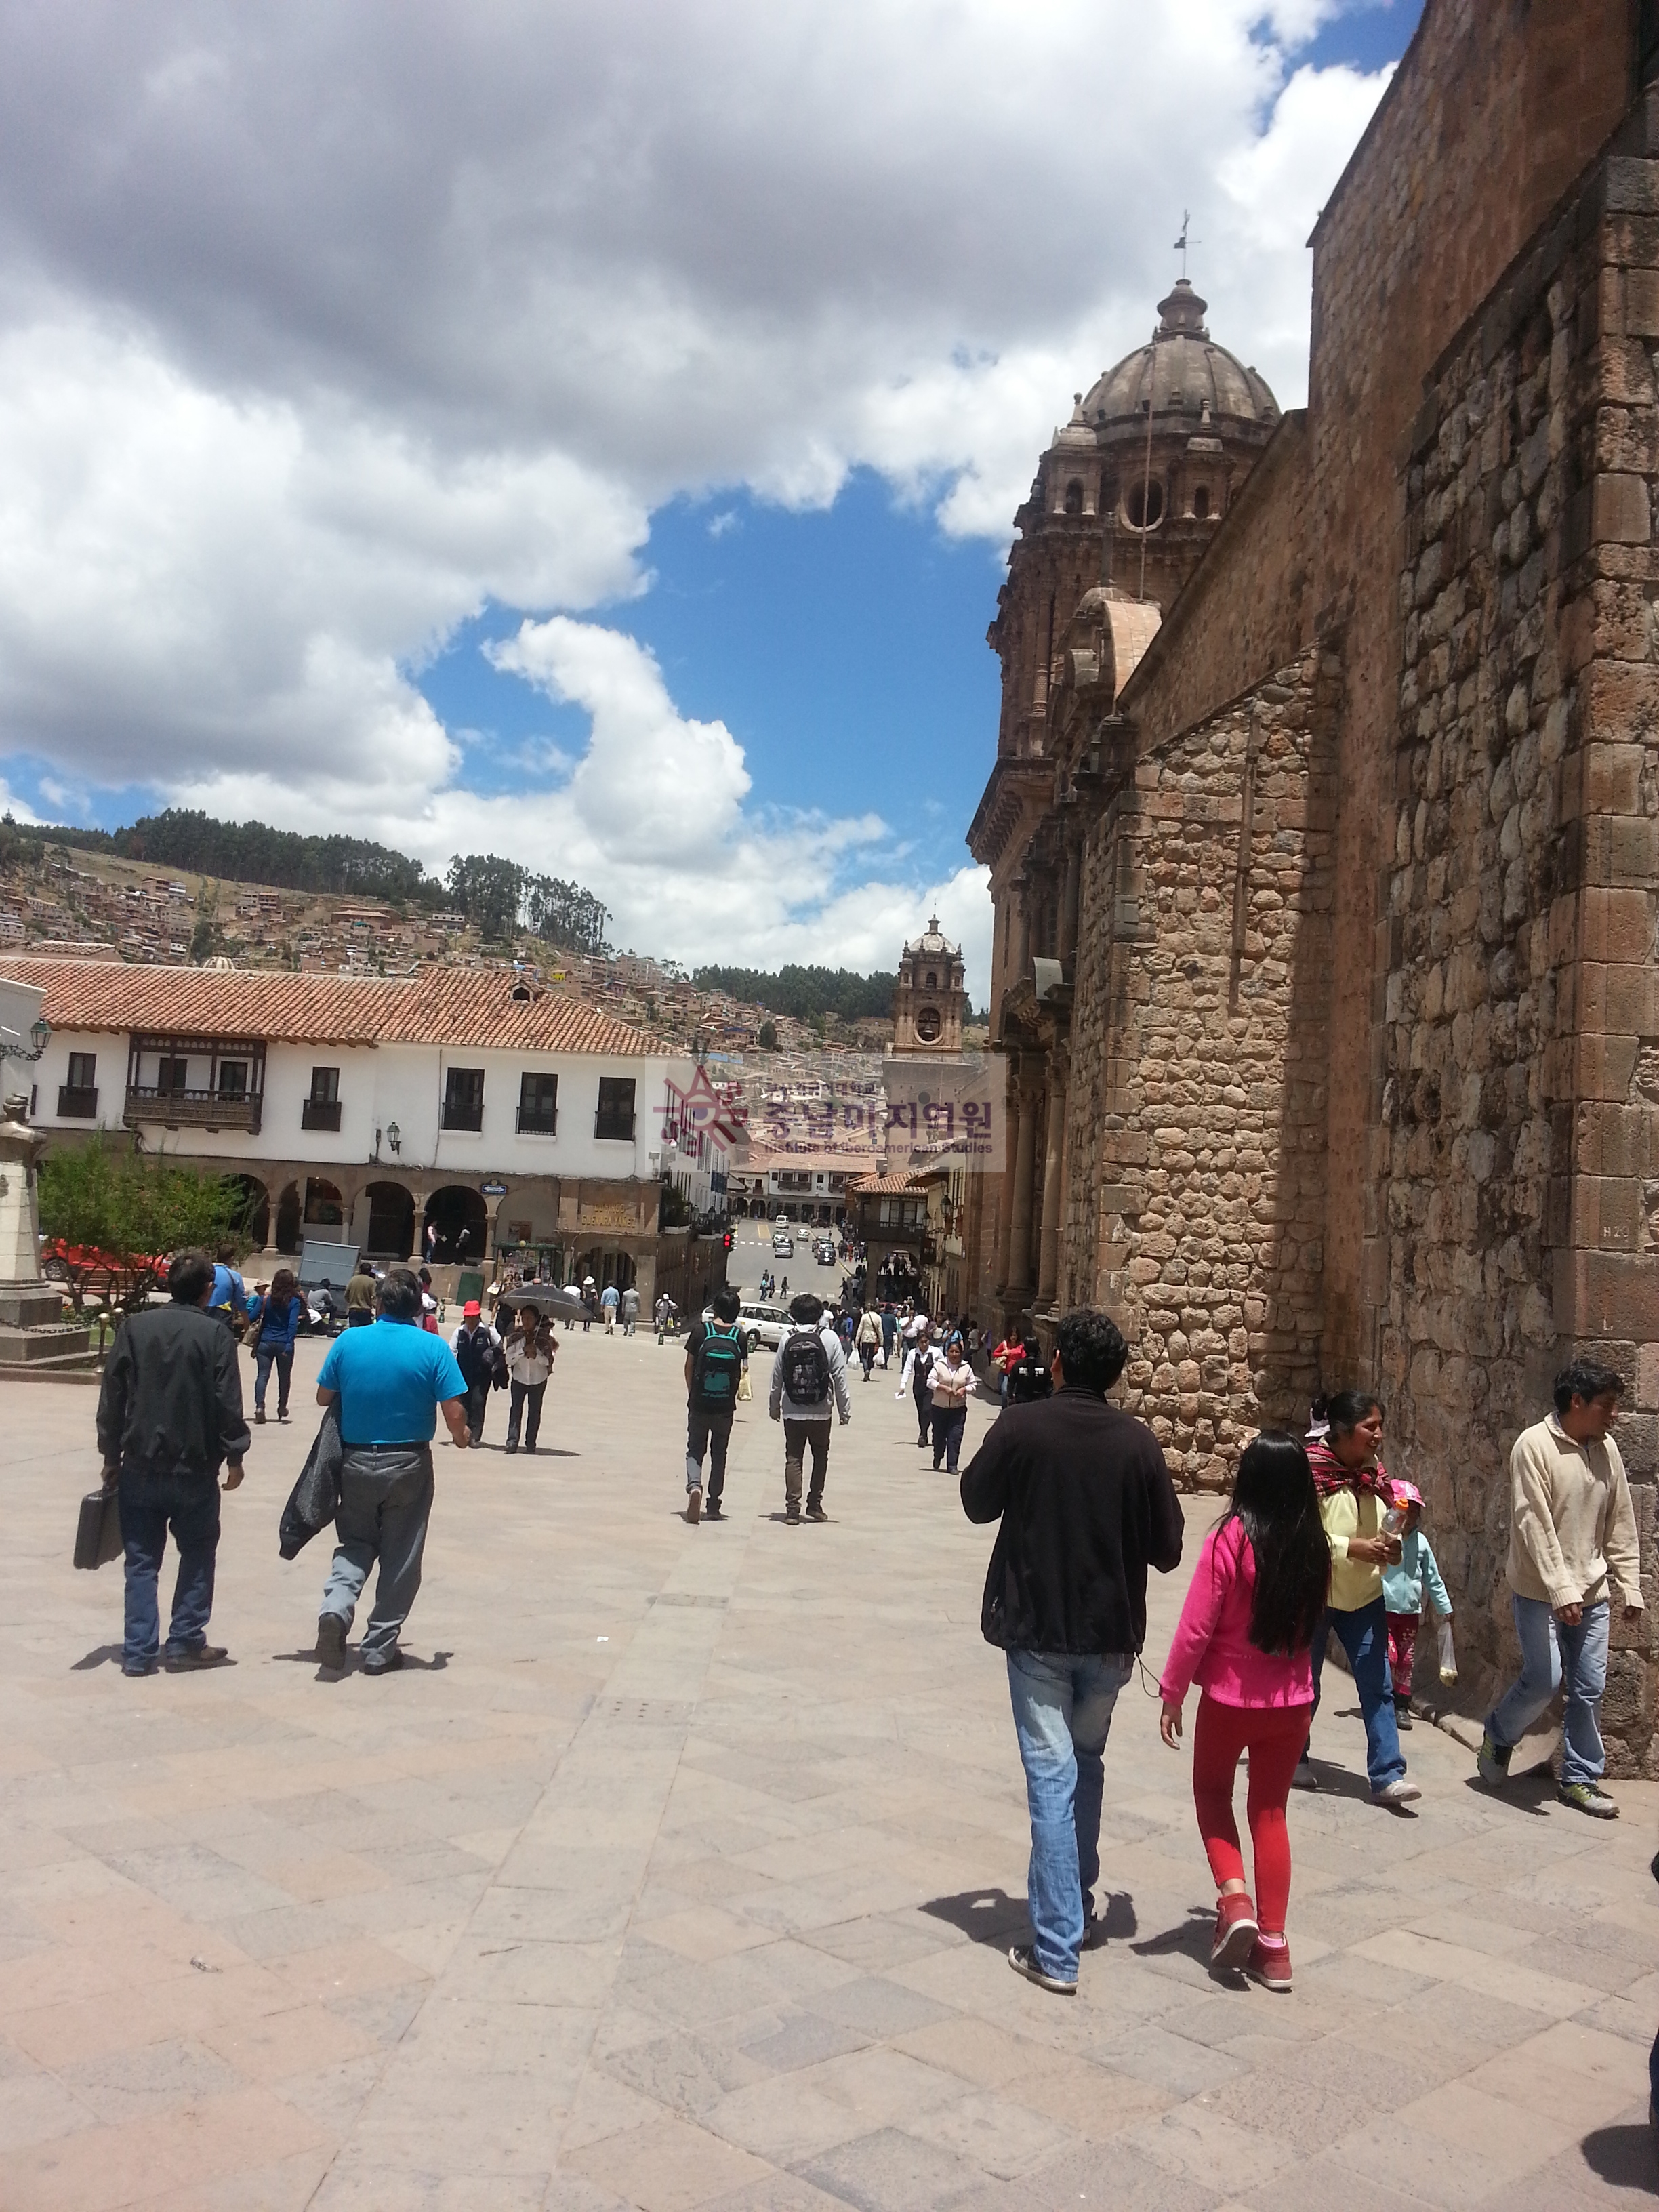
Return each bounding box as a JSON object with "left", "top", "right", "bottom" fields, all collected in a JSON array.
[
  {"left": 767, "top": 1292, "right": 851, "bottom": 1524},
  {"left": 683, "top": 1286, "right": 746, "bottom": 1523}
]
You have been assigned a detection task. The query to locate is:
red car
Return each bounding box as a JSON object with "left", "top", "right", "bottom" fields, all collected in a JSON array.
[{"left": 41, "top": 1239, "right": 170, "bottom": 1302}]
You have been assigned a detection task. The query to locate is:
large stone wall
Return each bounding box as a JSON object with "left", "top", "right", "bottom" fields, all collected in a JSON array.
[
  {"left": 1307, "top": 0, "right": 1635, "bottom": 1380},
  {"left": 1380, "top": 131, "right": 1659, "bottom": 1770},
  {"left": 1063, "top": 646, "right": 1337, "bottom": 1487}
]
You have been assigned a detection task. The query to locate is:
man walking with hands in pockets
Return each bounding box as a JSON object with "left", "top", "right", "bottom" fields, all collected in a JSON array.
[{"left": 960, "top": 1309, "right": 1183, "bottom": 1994}]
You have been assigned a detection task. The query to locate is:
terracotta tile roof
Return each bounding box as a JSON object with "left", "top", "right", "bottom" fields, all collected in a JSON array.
[
  {"left": 848, "top": 1170, "right": 930, "bottom": 1195},
  {"left": 0, "top": 957, "right": 654, "bottom": 1056},
  {"left": 382, "top": 969, "right": 653, "bottom": 1056}
]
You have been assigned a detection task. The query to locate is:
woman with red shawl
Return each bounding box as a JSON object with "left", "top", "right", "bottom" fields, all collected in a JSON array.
[{"left": 1294, "top": 1390, "right": 1420, "bottom": 1807}]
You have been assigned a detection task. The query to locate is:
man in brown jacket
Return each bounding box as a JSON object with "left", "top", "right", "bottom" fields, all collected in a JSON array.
[{"left": 1477, "top": 1359, "right": 1643, "bottom": 1816}]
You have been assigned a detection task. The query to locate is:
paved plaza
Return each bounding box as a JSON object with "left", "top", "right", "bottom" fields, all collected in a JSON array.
[{"left": 3, "top": 1322, "right": 1658, "bottom": 2211}]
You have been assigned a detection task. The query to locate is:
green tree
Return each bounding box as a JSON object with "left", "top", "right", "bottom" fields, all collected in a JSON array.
[
  {"left": 757, "top": 1019, "right": 778, "bottom": 1048},
  {"left": 693, "top": 964, "right": 897, "bottom": 1021},
  {"left": 39, "top": 1138, "right": 253, "bottom": 1316}
]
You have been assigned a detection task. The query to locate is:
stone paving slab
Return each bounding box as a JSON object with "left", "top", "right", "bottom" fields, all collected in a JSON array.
[{"left": 1, "top": 1326, "right": 1657, "bottom": 2208}]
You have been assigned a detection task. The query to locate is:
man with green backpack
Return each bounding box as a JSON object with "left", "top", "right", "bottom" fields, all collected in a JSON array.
[{"left": 683, "top": 1284, "right": 747, "bottom": 1523}]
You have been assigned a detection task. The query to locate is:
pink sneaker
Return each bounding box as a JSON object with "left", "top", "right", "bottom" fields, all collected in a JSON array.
[
  {"left": 1246, "top": 1934, "right": 1292, "bottom": 1992},
  {"left": 1210, "top": 1891, "right": 1259, "bottom": 1972}
]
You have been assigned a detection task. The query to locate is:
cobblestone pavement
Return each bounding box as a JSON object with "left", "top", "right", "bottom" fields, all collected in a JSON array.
[{"left": 2, "top": 1329, "right": 1656, "bottom": 2210}]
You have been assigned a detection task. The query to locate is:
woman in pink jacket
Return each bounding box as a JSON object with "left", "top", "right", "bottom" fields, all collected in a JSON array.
[{"left": 1158, "top": 1433, "right": 1330, "bottom": 1991}]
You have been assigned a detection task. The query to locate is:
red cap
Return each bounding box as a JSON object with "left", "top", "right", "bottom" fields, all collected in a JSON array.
[{"left": 463, "top": 1299, "right": 482, "bottom": 1317}]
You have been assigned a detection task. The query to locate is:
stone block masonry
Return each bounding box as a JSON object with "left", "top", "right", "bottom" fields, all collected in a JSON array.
[
  {"left": 1063, "top": 645, "right": 1337, "bottom": 1488},
  {"left": 1382, "top": 128, "right": 1659, "bottom": 1773}
]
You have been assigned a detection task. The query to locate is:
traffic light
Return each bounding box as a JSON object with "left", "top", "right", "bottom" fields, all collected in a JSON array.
[{"left": 722, "top": 1229, "right": 734, "bottom": 1252}]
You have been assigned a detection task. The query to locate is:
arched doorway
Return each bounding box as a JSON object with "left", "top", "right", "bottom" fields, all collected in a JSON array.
[
  {"left": 424, "top": 1185, "right": 487, "bottom": 1265},
  {"left": 303, "top": 1177, "right": 344, "bottom": 1229},
  {"left": 274, "top": 1181, "right": 301, "bottom": 1255},
  {"left": 363, "top": 1181, "right": 415, "bottom": 1261},
  {"left": 226, "top": 1173, "right": 270, "bottom": 1250}
]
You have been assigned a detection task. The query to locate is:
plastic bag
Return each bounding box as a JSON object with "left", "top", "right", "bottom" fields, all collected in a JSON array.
[{"left": 1436, "top": 1612, "right": 1457, "bottom": 1685}]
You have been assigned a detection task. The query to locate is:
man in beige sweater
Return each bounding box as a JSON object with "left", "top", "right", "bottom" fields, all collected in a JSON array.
[{"left": 1478, "top": 1360, "right": 1644, "bottom": 1816}]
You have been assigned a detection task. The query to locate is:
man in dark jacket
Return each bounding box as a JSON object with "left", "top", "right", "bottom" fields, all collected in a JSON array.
[
  {"left": 451, "top": 1298, "right": 501, "bottom": 1446},
  {"left": 960, "top": 1309, "right": 1181, "bottom": 1996},
  {"left": 97, "top": 1247, "right": 251, "bottom": 1677}
]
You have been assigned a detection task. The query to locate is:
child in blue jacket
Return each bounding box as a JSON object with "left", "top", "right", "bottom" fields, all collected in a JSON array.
[{"left": 1381, "top": 1479, "right": 1451, "bottom": 1726}]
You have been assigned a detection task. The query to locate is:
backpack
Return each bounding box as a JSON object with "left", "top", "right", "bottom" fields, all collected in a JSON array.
[
  {"left": 692, "top": 1322, "right": 744, "bottom": 1408},
  {"left": 781, "top": 1327, "right": 832, "bottom": 1406}
]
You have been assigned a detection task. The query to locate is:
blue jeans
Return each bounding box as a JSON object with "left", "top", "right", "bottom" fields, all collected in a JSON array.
[
  {"left": 1488, "top": 1595, "right": 1610, "bottom": 1787},
  {"left": 1006, "top": 1648, "right": 1134, "bottom": 1982},
  {"left": 1308, "top": 1598, "right": 1406, "bottom": 1791},
  {"left": 118, "top": 1471, "right": 220, "bottom": 1667},
  {"left": 254, "top": 1343, "right": 293, "bottom": 1416}
]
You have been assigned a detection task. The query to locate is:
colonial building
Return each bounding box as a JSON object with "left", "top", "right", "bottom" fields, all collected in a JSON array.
[
  {"left": 11, "top": 957, "right": 715, "bottom": 1304},
  {"left": 966, "top": 0, "right": 1659, "bottom": 1770}
]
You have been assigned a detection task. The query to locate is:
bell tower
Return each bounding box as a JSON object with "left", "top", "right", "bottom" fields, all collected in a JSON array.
[{"left": 890, "top": 916, "right": 966, "bottom": 1057}]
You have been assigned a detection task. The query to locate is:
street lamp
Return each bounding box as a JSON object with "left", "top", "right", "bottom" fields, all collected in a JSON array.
[
  {"left": 387, "top": 1120, "right": 402, "bottom": 1155},
  {"left": 0, "top": 1014, "right": 50, "bottom": 1065}
]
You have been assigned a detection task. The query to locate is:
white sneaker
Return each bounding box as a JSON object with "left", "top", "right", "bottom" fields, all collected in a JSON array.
[{"left": 1372, "top": 1778, "right": 1421, "bottom": 1809}]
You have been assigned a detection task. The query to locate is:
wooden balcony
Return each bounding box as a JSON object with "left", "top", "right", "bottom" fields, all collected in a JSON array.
[
  {"left": 123, "top": 1086, "right": 263, "bottom": 1134},
  {"left": 301, "top": 1098, "right": 342, "bottom": 1132},
  {"left": 56, "top": 1086, "right": 98, "bottom": 1120}
]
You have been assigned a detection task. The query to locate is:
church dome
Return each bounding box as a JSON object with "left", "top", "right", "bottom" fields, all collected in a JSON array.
[
  {"left": 903, "top": 915, "right": 958, "bottom": 960},
  {"left": 1081, "top": 281, "right": 1279, "bottom": 436}
]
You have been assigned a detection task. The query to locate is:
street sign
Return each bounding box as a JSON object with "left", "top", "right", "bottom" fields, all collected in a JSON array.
[{"left": 480, "top": 1180, "right": 508, "bottom": 1199}]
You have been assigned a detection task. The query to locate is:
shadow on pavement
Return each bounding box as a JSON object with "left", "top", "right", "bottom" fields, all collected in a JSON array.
[
  {"left": 921, "top": 1888, "right": 1029, "bottom": 1948},
  {"left": 1130, "top": 1908, "right": 1214, "bottom": 1967},
  {"left": 1578, "top": 2121, "right": 1656, "bottom": 2191},
  {"left": 1459, "top": 1772, "right": 1555, "bottom": 1816},
  {"left": 71, "top": 1644, "right": 124, "bottom": 1671},
  {"left": 270, "top": 1647, "right": 453, "bottom": 1675},
  {"left": 1098, "top": 1889, "right": 1138, "bottom": 1940},
  {"left": 1298, "top": 1757, "right": 1380, "bottom": 1805}
]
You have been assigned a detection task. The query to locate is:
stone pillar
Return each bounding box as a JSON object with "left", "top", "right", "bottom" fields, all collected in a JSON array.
[
  {"left": 1038, "top": 1071, "right": 1067, "bottom": 1308},
  {"left": 1014, "top": 882, "right": 1032, "bottom": 987},
  {"left": 1007, "top": 1079, "right": 1038, "bottom": 1297}
]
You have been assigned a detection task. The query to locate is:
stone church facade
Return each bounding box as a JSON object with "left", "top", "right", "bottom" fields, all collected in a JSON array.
[{"left": 968, "top": 0, "right": 1659, "bottom": 1768}]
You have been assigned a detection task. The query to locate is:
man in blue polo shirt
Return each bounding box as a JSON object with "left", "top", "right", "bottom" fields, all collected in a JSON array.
[{"left": 312, "top": 1265, "right": 470, "bottom": 1675}]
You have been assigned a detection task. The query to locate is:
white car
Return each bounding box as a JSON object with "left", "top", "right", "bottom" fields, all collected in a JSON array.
[
  {"left": 737, "top": 1300, "right": 790, "bottom": 1353},
  {"left": 771, "top": 1233, "right": 794, "bottom": 1258}
]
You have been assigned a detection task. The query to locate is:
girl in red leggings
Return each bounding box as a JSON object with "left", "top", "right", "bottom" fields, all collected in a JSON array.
[{"left": 1158, "top": 1433, "right": 1330, "bottom": 1991}]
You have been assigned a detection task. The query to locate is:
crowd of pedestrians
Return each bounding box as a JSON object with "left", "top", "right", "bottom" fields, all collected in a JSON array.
[
  {"left": 951, "top": 1322, "right": 1645, "bottom": 2000},
  {"left": 88, "top": 1227, "right": 1647, "bottom": 2047}
]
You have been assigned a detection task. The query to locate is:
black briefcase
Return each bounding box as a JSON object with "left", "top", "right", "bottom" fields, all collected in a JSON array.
[{"left": 74, "top": 1486, "right": 123, "bottom": 1570}]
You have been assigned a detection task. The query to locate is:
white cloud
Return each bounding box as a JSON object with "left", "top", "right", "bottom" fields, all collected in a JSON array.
[
  {"left": 169, "top": 612, "right": 996, "bottom": 994},
  {"left": 0, "top": 1, "right": 1395, "bottom": 971}
]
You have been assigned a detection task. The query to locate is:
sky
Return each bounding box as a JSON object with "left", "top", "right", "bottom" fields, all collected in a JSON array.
[{"left": 0, "top": 0, "right": 1425, "bottom": 1001}]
